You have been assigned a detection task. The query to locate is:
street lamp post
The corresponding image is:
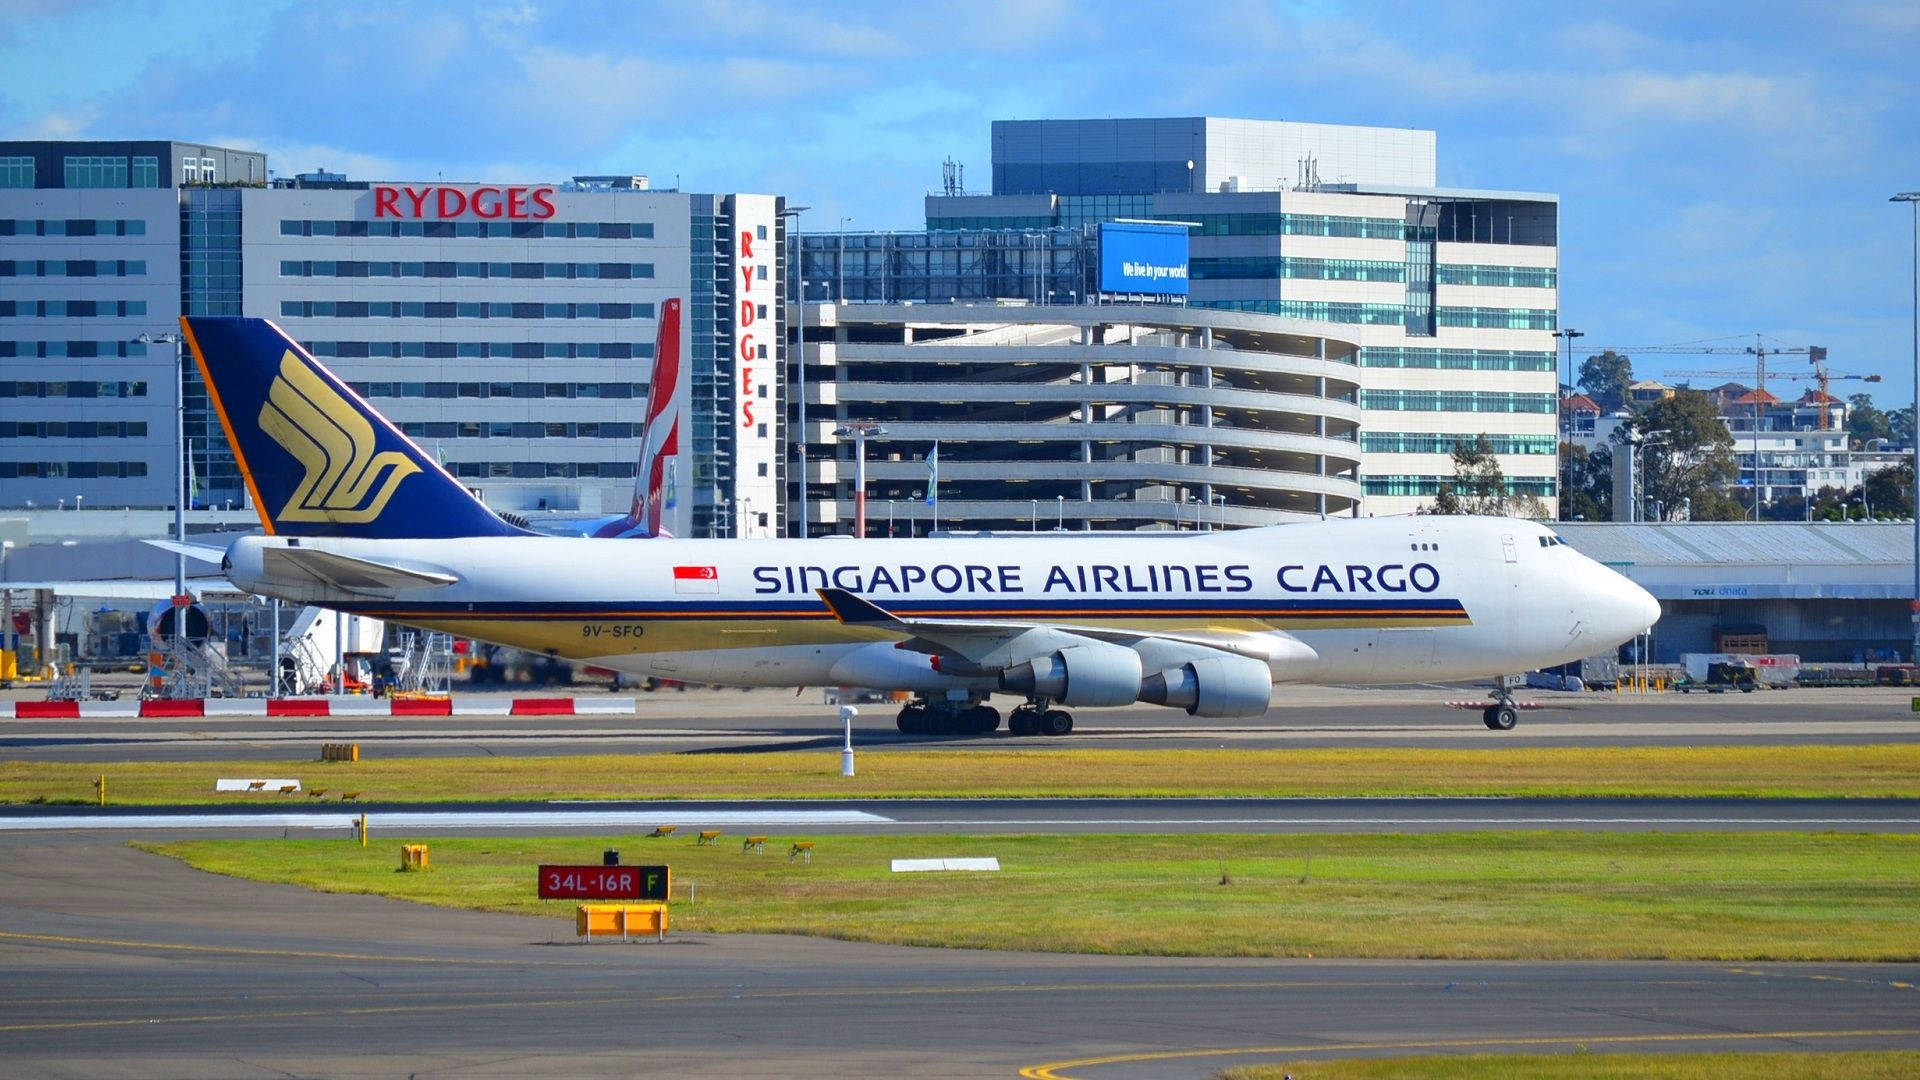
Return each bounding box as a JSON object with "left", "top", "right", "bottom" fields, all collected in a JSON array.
[
  {"left": 833, "top": 421, "right": 885, "bottom": 538},
  {"left": 1055, "top": 494, "right": 1064, "bottom": 531},
  {"left": 136, "top": 331, "right": 185, "bottom": 595},
  {"left": 837, "top": 216, "right": 854, "bottom": 300},
  {"left": 1553, "top": 328, "right": 1584, "bottom": 399},
  {"left": 779, "top": 205, "right": 811, "bottom": 537},
  {"left": 1893, "top": 192, "right": 1920, "bottom": 661}
]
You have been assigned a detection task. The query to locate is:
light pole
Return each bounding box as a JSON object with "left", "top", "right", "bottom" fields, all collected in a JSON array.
[
  {"left": 837, "top": 216, "right": 854, "bottom": 300},
  {"left": 1211, "top": 492, "right": 1227, "bottom": 531},
  {"left": 136, "top": 331, "right": 185, "bottom": 595},
  {"left": 833, "top": 421, "right": 885, "bottom": 538},
  {"left": 1626, "top": 428, "right": 1668, "bottom": 523},
  {"left": 1553, "top": 328, "right": 1584, "bottom": 400},
  {"left": 1031, "top": 498, "right": 1038, "bottom": 532},
  {"left": 1056, "top": 494, "right": 1065, "bottom": 531},
  {"left": 779, "top": 205, "right": 811, "bottom": 537},
  {"left": 1893, "top": 192, "right": 1920, "bottom": 660}
]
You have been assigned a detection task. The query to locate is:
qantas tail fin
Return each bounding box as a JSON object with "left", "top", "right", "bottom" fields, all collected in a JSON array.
[
  {"left": 590, "top": 296, "right": 682, "bottom": 538},
  {"left": 180, "top": 316, "right": 525, "bottom": 539}
]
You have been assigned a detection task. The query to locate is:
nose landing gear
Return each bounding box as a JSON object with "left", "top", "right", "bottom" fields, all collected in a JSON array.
[{"left": 1482, "top": 676, "right": 1521, "bottom": 731}]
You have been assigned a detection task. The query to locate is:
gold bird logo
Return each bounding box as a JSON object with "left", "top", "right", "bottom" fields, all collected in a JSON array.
[{"left": 258, "top": 352, "right": 419, "bottom": 523}]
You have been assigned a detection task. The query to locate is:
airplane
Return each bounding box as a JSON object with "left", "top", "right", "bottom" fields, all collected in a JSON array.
[
  {"left": 511, "top": 296, "right": 683, "bottom": 539},
  {"left": 181, "top": 314, "right": 1661, "bottom": 737}
]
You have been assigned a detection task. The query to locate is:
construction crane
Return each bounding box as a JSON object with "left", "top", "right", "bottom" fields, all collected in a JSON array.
[
  {"left": 1593, "top": 336, "right": 1863, "bottom": 519},
  {"left": 1599, "top": 337, "right": 1878, "bottom": 431}
]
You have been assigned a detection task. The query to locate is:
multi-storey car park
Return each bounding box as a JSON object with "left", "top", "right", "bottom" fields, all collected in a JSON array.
[{"left": 795, "top": 302, "right": 1361, "bottom": 534}]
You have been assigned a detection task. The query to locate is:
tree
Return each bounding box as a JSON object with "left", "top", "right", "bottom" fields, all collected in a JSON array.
[
  {"left": 1847, "top": 393, "right": 1892, "bottom": 448},
  {"left": 1558, "top": 442, "right": 1611, "bottom": 522},
  {"left": 1431, "top": 435, "right": 1549, "bottom": 519},
  {"left": 1633, "top": 389, "right": 1741, "bottom": 520},
  {"left": 1889, "top": 406, "right": 1914, "bottom": 448},
  {"left": 1577, "top": 350, "right": 1634, "bottom": 413},
  {"left": 1860, "top": 461, "right": 1915, "bottom": 519}
]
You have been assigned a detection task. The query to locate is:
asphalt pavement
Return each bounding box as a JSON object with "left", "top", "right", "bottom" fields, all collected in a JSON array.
[{"left": 5, "top": 684, "right": 1918, "bottom": 761}]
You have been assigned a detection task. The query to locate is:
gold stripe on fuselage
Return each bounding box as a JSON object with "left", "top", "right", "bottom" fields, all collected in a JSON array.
[{"left": 355, "top": 612, "right": 1470, "bottom": 662}]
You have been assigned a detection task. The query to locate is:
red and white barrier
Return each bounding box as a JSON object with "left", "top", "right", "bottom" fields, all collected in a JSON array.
[{"left": 0, "top": 697, "right": 637, "bottom": 719}]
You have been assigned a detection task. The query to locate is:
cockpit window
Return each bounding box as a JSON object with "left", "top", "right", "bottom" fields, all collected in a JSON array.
[{"left": 1538, "top": 534, "right": 1568, "bottom": 548}]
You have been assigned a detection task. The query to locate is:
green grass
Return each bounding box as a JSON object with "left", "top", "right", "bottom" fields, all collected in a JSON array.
[
  {"left": 14, "top": 744, "right": 1920, "bottom": 804},
  {"left": 1220, "top": 1050, "right": 1920, "bottom": 1079},
  {"left": 144, "top": 832, "right": 1920, "bottom": 960}
]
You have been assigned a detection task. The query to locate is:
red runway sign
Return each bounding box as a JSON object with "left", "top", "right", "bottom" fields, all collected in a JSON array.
[{"left": 537, "top": 864, "right": 669, "bottom": 901}]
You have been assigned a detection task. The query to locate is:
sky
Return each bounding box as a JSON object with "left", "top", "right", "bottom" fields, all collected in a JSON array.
[{"left": 4, "top": 0, "right": 1917, "bottom": 400}]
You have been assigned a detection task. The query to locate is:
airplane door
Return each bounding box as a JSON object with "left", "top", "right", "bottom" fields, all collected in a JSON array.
[{"left": 1502, "top": 534, "right": 1518, "bottom": 563}]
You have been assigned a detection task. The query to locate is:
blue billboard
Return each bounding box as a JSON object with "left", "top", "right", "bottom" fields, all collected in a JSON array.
[{"left": 1098, "top": 223, "right": 1190, "bottom": 296}]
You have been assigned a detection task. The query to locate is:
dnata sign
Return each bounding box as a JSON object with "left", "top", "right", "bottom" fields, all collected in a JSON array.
[
  {"left": 372, "top": 185, "right": 557, "bottom": 220},
  {"left": 1098, "top": 222, "right": 1190, "bottom": 296}
]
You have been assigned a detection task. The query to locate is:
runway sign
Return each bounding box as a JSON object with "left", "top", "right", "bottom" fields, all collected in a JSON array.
[{"left": 538, "top": 863, "right": 669, "bottom": 901}]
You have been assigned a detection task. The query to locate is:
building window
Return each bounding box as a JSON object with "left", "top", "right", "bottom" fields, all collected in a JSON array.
[
  {"left": 1363, "top": 475, "right": 1555, "bottom": 498},
  {"left": 131, "top": 156, "right": 160, "bottom": 188},
  {"left": 64, "top": 156, "right": 129, "bottom": 188},
  {"left": 199, "top": 157, "right": 217, "bottom": 183},
  {"left": 1362, "top": 432, "right": 1558, "bottom": 455},
  {"left": 1360, "top": 389, "right": 1556, "bottom": 414},
  {"left": 0, "top": 157, "right": 32, "bottom": 188}
]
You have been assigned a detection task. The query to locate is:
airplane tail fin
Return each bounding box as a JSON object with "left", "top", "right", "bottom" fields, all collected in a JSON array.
[
  {"left": 179, "top": 316, "right": 525, "bottom": 539},
  {"left": 596, "top": 296, "right": 682, "bottom": 538}
]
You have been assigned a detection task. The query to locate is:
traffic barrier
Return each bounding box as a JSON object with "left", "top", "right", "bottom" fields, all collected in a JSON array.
[
  {"left": 742, "top": 836, "right": 766, "bottom": 854},
  {"left": 577, "top": 903, "right": 668, "bottom": 943},
  {"left": 511, "top": 697, "right": 575, "bottom": 716},
  {"left": 0, "top": 697, "right": 639, "bottom": 719},
  {"left": 696, "top": 830, "right": 722, "bottom": 846},
  {"left": 649, "top": 825, "right": 677, "bottom": 838},
  {"left": 399, "top": 844, "right": 429, "bottom": 871},
  {"left": 790, "top": 841, "right": 815, "bottom": 864}
]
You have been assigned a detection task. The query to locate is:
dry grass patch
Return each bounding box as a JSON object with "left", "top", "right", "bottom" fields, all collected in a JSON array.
[{"left": 10, "top": 744, "right": 1920, "bottom": 805}]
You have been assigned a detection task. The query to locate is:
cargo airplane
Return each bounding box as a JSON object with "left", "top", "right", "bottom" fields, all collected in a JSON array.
[{"left": 182, "top": 315, "right": 1659, "bottom": 736}]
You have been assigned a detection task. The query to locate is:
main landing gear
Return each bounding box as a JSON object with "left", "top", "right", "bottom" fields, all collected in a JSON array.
[
  {"left": 895, "top": 697, "right": 1074, "bottom": 738},
  {"left": 896, "top": 699, "right": 1001, "bottom": 737},
  {"left": 1007, "top": 700, "right": 1073, "bottom": 738}
]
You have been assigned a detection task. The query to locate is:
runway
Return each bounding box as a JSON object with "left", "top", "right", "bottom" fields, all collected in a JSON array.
[
  {"left": 0, "top": 844, "right": 1914, "bottom": 1077},
  {"left": 5, "top": 684, "right": 1918, "bottom": 761},
  {"left": 3, "top": 796, "right": 1916, "bottom": 837}
]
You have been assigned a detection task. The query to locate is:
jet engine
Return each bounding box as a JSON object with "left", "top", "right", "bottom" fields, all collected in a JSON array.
[
  {"left": 1138, "top": 653, "right": 1274, "bottom": 718},
  {"left": 999, "top": 642, "right": 1143, "bottom": 706}
]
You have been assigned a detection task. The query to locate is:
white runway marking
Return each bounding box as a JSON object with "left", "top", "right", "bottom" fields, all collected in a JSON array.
[{"left": 0, "top": 809, "right": 891, "bottom": 832}]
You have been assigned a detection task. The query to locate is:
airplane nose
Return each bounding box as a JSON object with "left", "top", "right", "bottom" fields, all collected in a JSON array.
[{"left": 1627, "top": 579, "right": 1660, "bottom": 633}]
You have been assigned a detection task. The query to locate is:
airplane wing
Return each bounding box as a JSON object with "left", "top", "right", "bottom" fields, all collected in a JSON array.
[
  {"left": 259, "top": 546, "right": 459, "bottom": 594},
  {"left": 814, "top": 587, "right": 1304, "bottom": 664}
]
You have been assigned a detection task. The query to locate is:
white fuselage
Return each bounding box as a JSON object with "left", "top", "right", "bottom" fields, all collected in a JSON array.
[{"left": 223, "top": 516, "right": 1659, "bottom": 699}]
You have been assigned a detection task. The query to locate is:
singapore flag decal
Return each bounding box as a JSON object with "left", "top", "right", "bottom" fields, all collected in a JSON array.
[{"left": 672, "top": 565, "right": 719, "bottom": 594}]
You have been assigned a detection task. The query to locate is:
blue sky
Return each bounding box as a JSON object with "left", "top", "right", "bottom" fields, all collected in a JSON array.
[{"left": 5, "top": 0, "right": 1917, "bottom": 399}]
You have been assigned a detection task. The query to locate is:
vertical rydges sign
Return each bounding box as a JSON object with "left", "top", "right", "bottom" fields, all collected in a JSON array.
[{"left": 729, "top": 195, "right": 780, "bottom": 537}]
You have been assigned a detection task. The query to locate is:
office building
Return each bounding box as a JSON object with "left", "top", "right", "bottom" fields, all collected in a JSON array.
[
  {"left": 903, "top": 117, "right": 1560, "bottom": 517},
  {"left": 1, "top": 141, "right": 789, "bottom": 537}
]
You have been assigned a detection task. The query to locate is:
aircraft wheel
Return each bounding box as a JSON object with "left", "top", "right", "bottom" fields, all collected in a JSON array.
[
  {"left": 1040, "top": 709, "right": 1074, "bottom": 736},
  {"left": 1008, "top": 708, "right": 1041, "bottom": 737},
  {"left": 964, "top": 704, "right": 1001, "bottom": 735},
  {"left": 1483, "top": 704, "right": 1517, "bottom": 731},
  {"left": 897, "top": 706, "right": 930, "bottom": 735}
]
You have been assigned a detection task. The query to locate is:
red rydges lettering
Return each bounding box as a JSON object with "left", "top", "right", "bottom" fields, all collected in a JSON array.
[
  {"left": 737, "top": 228, "right": 758, "bottom": 430},
  {"left": 371, "top": 185, "right": 556, "bottom": 220}
]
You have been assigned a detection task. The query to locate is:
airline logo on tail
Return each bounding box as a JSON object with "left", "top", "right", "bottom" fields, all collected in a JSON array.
[
  {"left": 258, "top": 352, "right": 421, "bottom": 523},
  {"left": 632, "top": 297, "right": 683, "bottom": 538}
]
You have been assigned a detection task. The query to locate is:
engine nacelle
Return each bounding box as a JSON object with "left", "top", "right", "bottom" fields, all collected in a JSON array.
[
  {"left": 1138, "top": 654, "right": 1274, "bottom": 718},
  {"left": 1000, "top": 642, "right": 1143, "bottom": 707}
]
